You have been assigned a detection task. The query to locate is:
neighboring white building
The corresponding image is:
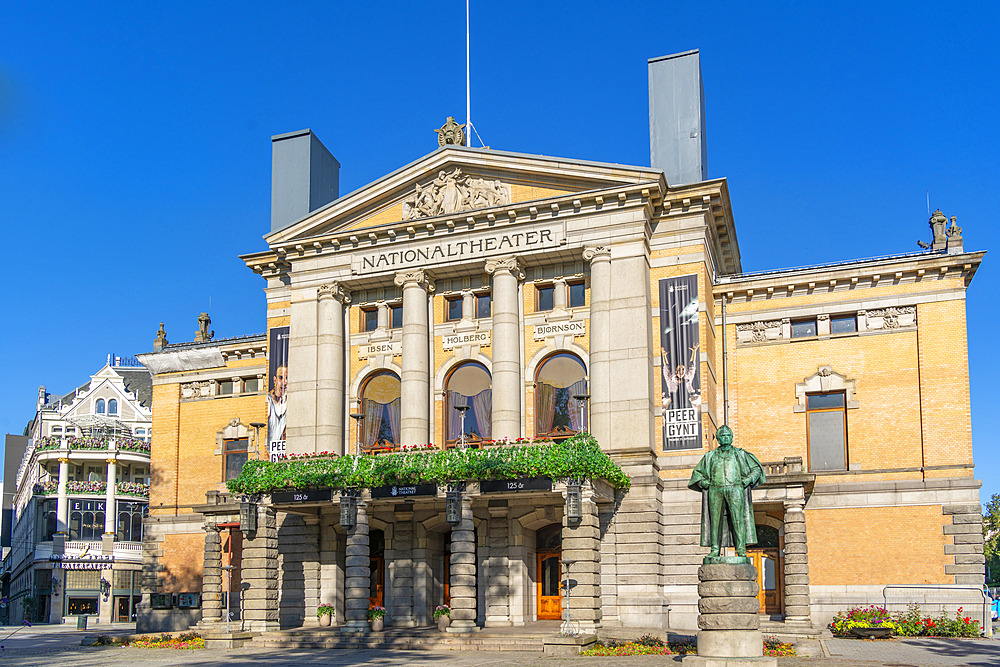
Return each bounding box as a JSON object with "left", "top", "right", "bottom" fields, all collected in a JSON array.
[{"left": 4, "top": 355, "right": 152, "bottom": 625}]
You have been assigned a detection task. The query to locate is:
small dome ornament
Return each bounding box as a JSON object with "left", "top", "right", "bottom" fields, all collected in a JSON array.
[{"left": 435, "top": 116, "right": 466, "bottom": 147}]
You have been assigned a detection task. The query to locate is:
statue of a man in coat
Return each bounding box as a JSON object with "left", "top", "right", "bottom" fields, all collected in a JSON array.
[{"left": 688, "top": 425, "right": 766, "bottom": 558}]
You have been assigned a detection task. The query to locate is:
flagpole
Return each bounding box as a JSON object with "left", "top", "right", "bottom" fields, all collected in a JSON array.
[{"left": 466, "top": 0, "right": 471, "bottom": 147}]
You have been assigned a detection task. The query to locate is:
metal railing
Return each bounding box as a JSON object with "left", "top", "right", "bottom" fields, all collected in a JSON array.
[{"left": 882, "top": 584, "right": 992, "bottom": 638}]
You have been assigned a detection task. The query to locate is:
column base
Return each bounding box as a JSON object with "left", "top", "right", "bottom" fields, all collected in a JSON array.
[
  {"left": 447, "top": 620, "right": 480, "bottom": 633},
  {"left": 683, "top": 657, "right": 777, "bottom": 667}
]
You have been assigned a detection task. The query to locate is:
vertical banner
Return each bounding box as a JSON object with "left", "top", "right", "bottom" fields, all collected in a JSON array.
[
  {"left": 267, "top": 326, "right": 290, "bottom": 461},
  {"left": 659, "top": 275, "right": 702, "bottom": 450}
]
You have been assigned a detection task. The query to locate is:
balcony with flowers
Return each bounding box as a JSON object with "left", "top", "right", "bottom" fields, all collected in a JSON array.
[{"left": 33, "top": 479, "right": 149, "bottom": 499}]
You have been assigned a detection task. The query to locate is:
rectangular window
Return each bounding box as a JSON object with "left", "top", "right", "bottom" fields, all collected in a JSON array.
[
  {"left": 68, "top": 597, "right": 99, "bottom": 615},
  {"left": 363, "top": 308, "right": 378, "bottom": 332},
  {"left": 537, "top": 285, "right": 554, "bottom": 311},
  {"left": 225, "top": 438, "right": 249, "bottom": 481},
  {"left": 219, "top": 381, "right": 234, "bottom": 395},
  {"left": 807, "top": 392, "right": 847, "bottom": 471},
  {"left": 243, "top": 378, "right": 259, "bottom": 393},
  {"left": 446, "top": 297, "right": 463, "bottom": 321},
  {"left": 477, "top": 293, "right": 492, "bottom": 318},
  {"left": 831, "top": 314, "right": 857, "bottom": 335},
  {"left": 390, "top": 304, "right": 403, "bottom": 329},
  {"left": 66, "top": 570, "right": 101, "bottom": 590},
  {"left": 568, "top": 281, "right": 586, "bottom": 308},
  {"left": 791, "top": 318, "right": 817, "bottom": 338}
]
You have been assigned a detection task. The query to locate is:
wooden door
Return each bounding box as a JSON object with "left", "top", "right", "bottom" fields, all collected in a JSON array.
[
  {"left": 537, "top": 553, "right": 562, "bottom": 620},
  {"left": 749, "top": 549, "right": 782, "bottom": 614},
  {"left": 369, "top": 555, "right": 385, "bottom": 608}
]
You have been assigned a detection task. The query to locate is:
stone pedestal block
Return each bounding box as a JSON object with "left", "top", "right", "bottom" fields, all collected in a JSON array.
[{"left": 695, "top": 563, "right": 762, "bottom": 659}]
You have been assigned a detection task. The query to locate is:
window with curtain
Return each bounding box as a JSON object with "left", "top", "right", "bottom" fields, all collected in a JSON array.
[
  {"left": 535, "top": 353, "right": 588, "bottom": 440},
  {"left": 359, "top": 371, "right": 401, "bottom": 449},
  {"left": 806, "top": 392, "right": 848, "bottom": 471},
  {"left": 445, "top": 362, "right": 492, "bottom": 444}
]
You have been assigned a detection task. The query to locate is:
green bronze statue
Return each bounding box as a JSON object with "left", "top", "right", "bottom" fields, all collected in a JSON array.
[{"left": 688, "top": 425, "right": 766, "bottom": 560}]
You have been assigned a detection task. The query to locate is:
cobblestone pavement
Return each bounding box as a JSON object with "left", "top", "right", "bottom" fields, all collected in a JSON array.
[{"left": 0, "top": 638, "right": 997, "bottom": 667}]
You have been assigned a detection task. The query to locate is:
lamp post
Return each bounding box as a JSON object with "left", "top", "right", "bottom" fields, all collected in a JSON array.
[
  {"left": 571, "top": 394, "right": 590, "bottom": 433},
  {"left": 560, "top": 558, "right": 576, "bottom": 636},
  {"left": 453, "top": 405, "right": 471, "bottom": 448},
  {"left": 221, "top": 565, "right": 235, "bottom": 632},
  {"left": 249, "top": 422, "right": 265, "bottom": 459},
  {"left": 350, "top": 413, "right": 365, "bottom": 453}
]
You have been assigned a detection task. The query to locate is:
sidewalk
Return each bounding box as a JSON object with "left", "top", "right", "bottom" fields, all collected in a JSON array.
[{"left": 820, "top": 636, "right": 1000, "bottom": 667}]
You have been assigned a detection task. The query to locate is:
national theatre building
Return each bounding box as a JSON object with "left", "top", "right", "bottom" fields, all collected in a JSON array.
[{"left": 136, "top": 52, "right": 987, "bottom": 637}]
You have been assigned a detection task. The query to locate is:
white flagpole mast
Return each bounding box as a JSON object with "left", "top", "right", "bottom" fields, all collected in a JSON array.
[{"left": 466, "top": 0, "right": 471, "bottom": 147}]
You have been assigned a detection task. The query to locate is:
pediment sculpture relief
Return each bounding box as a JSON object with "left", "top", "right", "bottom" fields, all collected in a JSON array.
[{"left": 402, "top": 168, "right": 510, "bottom": 221}]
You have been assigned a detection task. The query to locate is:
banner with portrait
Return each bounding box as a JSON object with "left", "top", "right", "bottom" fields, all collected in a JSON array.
[
  {"left": 659, "top": 275, "right": 702, "bottom": 450},
  {"left": 267, "top": 326, "right": 290, "bottom": 461}
]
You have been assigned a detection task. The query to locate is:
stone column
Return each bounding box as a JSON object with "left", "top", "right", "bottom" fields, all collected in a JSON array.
[
  {"left": 485, "top": 257, "right": 523, "bottom": 441},
  {"left": 561, "top": 487, "right": 602, "bottom": 632},
  {"left": 242, "top": 505, "right": 280, "bottom": 632},
  {"left": 782, "top": 499, "right": 812, "bottom": 625},
  {"left": 447, "top": 496, "right": 477, "bottom": 633},
  {"left": 394, "top": 270, "right": 434, "bottom": 446},
  {"left": 343, "top": 500, "right": 371, "bottom": 633},
  {"left": 201, "top": 525, "right": 224, "bottom": 624},
  {"left": 485, "top": 503, "right": 511, "bottom": 626},
  {"left": 55, "top": 455, "right": 70, "bottom": 535},
  {"left": 317, "top": 283, "right": 351, "bottom": 455},
  {"left": 583, "top": 247, "right": 611, "bottom": 448}
]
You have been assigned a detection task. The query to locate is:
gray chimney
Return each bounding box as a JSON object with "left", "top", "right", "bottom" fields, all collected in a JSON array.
[
  {"left": 270, "top": 129, "right": 340, "bottom": 233},
  {"left": 648, "top": 50, "right": 708, "bottom": 186}
]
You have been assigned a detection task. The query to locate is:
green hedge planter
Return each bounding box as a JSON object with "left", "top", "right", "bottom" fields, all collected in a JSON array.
[{"left": 226, "top": 433, "right": 630, "bottom": 495}]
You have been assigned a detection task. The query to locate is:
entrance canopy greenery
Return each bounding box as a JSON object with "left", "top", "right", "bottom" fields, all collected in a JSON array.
[{"left": 226, "top": 434, "right": 630, "bottom": 495}]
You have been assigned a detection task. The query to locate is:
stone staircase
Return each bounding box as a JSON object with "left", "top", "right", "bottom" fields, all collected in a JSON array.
[
  {"left": 759, "top": 619, "right": 832, "bottom": 640},
  {"left": 247, "top": 626, "right": 549, "bottom": 651}
]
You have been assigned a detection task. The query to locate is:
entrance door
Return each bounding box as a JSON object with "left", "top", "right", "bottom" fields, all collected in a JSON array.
[
  {"left": 369, "top": 555, "right": 385, "bottom": 608},
  {"left": 748, "top": 549, "right": 781, "bottom": 614},
  {"left": 537, "top": 553, "right": 562, "bottom": 620}
]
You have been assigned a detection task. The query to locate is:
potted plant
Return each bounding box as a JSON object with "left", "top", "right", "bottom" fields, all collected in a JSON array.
[
  {"left": 434, "top": 604, "right": 451, "bottom": 631},
  {"left": 368, "top": 605, "right": 386, "bottom": 632},
  {"left": 316, "top": 604, "right": 335, "bottom": 627}
]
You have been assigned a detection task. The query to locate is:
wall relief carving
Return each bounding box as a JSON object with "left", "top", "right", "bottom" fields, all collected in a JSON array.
[
  {"left": 862, "top": 306, "right": 915, "bottom": 330},
  {"left": 402, "top": 168, "right": 510, "bottom": 220},
  {"left": 736, "top": 320, "right": 784, "bottom": 343}
]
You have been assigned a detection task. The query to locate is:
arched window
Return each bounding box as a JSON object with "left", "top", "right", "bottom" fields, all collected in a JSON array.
[
  {"left": 95, "top": 399, "right": 105, "bottom": 414},
  {"left": 117, "top": 501, "right": 146, "bottom": 542},
  {"left": 535, "top": 353, "right": 588, "bottom": 440},
  {"left": 69, "top": 500, "right": 105, "bottom": 541},
  {"left": 445, "top": 362, "right": 492, "bottom": 444},
  {"left": 359, "top": 371, "right": 401, "bottom": 450},
  {"left": 754, "top": 524, "right": 780, "bottom": 549},
  {"left": 108, "top": 399, "right": 118, "bottom": 415}
]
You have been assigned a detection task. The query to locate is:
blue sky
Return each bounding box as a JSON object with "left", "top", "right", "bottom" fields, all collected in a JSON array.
[{"left": 2, "top": 2, "right": 997, "bottom": 502}]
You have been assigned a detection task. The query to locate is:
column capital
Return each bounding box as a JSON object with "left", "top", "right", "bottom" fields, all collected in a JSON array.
[
  {"left": 58, "top": 457, "right": 70, "bottom": 464},
  {"left": 783, "top": 498, "right": 806, "bottom": 511},
  {"left": 394, "top": 269, "right": 436, "bottom": 292},
  {"left": 105, "top": 458, "right": 117, "bottom": 465},
  {"left": 582, "top": 246, "right": 611, "bottom": 263},
  {"left": 485, "top": 256, "right": 524, "bottom": 280},
  {"left": 317, "top": 281, "right": 352, "bottom": 304}
]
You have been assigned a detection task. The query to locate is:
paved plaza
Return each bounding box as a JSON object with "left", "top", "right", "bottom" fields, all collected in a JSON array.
[{"left": 1, "top": 623, "right": 999, "bottom": 667}]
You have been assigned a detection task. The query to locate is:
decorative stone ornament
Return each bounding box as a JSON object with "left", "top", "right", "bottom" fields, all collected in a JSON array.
[
  {"left": 402, "top": 167, "right": 510, "bottom": 220},
  {"left": 435, "top": 116, "right": 466, "bottom": 146}
]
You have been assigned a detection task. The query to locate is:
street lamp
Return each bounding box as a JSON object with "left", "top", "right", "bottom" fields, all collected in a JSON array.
[
  {"left": 566, "top": 480, "right": 583, "bottom": 522},
  {"left": 560, "top": 558, "right": 577, "bottom": 636},
  {"left": 249, "top": 422, "right": 265, "bottom": 459},
  {"left": 340, "top": 490, "right": 359, "bottom": 528},
  {"left": 350, "top": 413, "right": 365, "bottom": 453},
  {"left": 572, "top": 394, "right": 590, "bottom": 433},
  {"left": 453, "top": 405, "right": 471, "bottom": 448},
  {"left": 446, "top": 482, "right": 465, "bottom": 525},
  {"left": 221, "top": 565, "right": 235, "bottom": 632}
]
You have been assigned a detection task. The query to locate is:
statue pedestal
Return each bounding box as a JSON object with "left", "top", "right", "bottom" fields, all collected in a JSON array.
[{"left": 682, "top": 562, "right": 776, "bottom": 667}]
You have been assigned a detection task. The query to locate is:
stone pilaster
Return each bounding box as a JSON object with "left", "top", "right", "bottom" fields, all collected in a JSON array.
[
  {"left": 782, "top": 499, "right": 811, "bottom": 625},
  {"left": 485, "top": 257, "right": 523, "bottom": 441},
  {"left": 485, "top": 503, "right": 511, "bottom": 626},
  {"left": 201, "top": 525, "right": 224, "bottom": 624},
  {"left": 277, "top": 512, "right": 320, "bottom": 628},
  {"left": 583, "top": 247, "right": 611, "bottom": 447},
  {"left": 56, "top": 455, "right": 70, "bottom": 534},
  {"left": 287, "top": 293, "right": 319, "bottom": 454},
  {"left": 242, "top": 506, "right": 280, "bottom": 631},
  {"left": 317, "top": 283, "right": 350, "bottom": 455},
  {"left": 343, "top": 501, "right": 371, "bottom": 632},
  {"left": 104, "top": 457, "right": 117, "bottom": 535},
  {"left": 561, "top": 488, "right": 602, "bottom": 632},
  {"left": 447, "top": 496, "right": 478, "bottom": 633},
  {"left": 394, "top": 269, "right": 434, "bottom": 446}
]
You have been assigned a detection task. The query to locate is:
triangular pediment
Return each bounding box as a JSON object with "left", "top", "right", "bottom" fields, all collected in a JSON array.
[{"left": 264, "top": 146, "right": 664, "bottom": 245}]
